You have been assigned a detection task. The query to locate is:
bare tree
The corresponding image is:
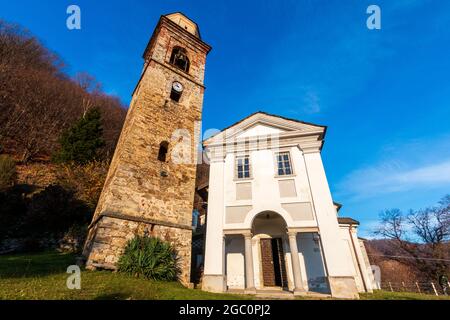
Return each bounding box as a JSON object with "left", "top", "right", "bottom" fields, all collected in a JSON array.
[
  {"left": 375, "top": 195, "right": 450, "bottom": 280},
  {"left": 74, "top": 72, "right": 104, "bottom": 117}
]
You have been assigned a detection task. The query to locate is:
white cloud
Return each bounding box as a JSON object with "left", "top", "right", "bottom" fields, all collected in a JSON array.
[
  {"left": 303, "top": 90, "right": 321, "bottom": 114},
  {"left": 336, "top": 158, "right": 450, "bottom": 201},
  {"left": 335, "top": 136, "right": 450, "bottom": 201},
  {"left": 288, "top": 88, "right": 322, "bottom": 115},
  {"left": 357, "top": 220, "right": 383, "bottom": 239}
]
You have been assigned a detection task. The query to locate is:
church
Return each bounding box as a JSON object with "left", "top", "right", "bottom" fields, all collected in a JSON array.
[
  {"left": 82, "top": 12, "right": 377, "bottom": 299},
  {"left": 201, "top": 112, "right": 377, "bottom": 298}
]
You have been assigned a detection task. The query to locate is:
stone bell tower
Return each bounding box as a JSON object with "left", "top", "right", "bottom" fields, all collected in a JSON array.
[{"left": 83, "top": 12, "right": 211, "bottom": 285}]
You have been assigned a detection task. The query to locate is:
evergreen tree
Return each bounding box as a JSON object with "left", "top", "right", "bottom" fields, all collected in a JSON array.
[{"left": 53, "top": 108, "right": 105, "bottom": 165}]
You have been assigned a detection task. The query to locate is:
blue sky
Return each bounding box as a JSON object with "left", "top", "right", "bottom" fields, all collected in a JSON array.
[{"left": 1, "top": 0, "right": 450, "bottom": 237}]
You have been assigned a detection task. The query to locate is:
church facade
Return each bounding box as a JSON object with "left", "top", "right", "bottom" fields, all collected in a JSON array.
[{"left": 201, "top": 112, "right": 376, "bottom": 298}]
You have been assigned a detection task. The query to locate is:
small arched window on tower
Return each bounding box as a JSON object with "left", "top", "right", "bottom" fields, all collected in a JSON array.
[
  {"left": 158, "top": 141, "right": 169, "bottom": 162},
  {"left": 169, "top": 47, "right": 190, "bottom": 73}
]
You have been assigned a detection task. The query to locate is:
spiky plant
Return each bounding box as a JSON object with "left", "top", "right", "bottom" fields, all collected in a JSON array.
[{"left": 117, "top": 235, "right": 180, "bottom": 281}]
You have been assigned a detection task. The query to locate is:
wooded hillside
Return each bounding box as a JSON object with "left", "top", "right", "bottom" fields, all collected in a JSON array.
[
  {"left": 0, "top": 20, "right": 127, "bottom": 254},
  {"left": 0, "top": 20, "right": 127, "bottom": 163}
]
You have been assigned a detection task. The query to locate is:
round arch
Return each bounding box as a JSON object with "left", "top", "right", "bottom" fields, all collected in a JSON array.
[
  {"left": 251, "top": 211, "right": 287, "bottom": 237},
  {"left": 243, "top": 206, "right": 294, "bottom": 230}
]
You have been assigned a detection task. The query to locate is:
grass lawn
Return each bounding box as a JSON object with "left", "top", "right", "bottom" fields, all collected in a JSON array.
[
  {"left": 360, "top": 290, "right": 450, "bottom": 300},
  {"left": 0, "top": 251, "right": 248, "bottom": 300},
  {"left": 0, "top": 251, "right": 448, "bottom": 300}
]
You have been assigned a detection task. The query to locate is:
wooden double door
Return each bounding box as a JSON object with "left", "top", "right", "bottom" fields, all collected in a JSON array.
[{"left": 260, "top": 238, "right": 288, "bottom": 288}]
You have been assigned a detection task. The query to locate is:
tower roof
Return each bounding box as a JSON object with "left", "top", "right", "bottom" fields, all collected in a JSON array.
[{"left": 164, "top": 12, "right": 201, "bottom": 39}]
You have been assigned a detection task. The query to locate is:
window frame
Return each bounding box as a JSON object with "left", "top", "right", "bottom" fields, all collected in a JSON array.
[
  {"left": 274, "top": 151, "right": 295, "bottom": 177},
  {"left": 234, "top": 154, "right": 252, "bottom": 180}
]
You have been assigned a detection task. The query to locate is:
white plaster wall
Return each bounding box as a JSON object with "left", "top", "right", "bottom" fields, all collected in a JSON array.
[
  {"left": 359, "top": 239, "right": 378, "bottom": 290},
  {"left": 284, "top": 240, "right": 308, "bottom": 291},
  {"left": 225, "top": 235, "right": 245, "bottom": 289},
  {"left": 303, "top": 152, "right": 356, "bottom": 278},
  {"left": 203, "top": 159, "right": 225, "bottom": 276},
  {"left": 297, "top": 233, "right": 329, "bottom": 292},
  {"left": 349, "top": 230, "right": 374, "bottom": 292},
  {"left": 339, "top": 227, "right": 365, "bottom": 292},
  {"left": 223, "top": 145, "right": 317, "bottom": 230}
]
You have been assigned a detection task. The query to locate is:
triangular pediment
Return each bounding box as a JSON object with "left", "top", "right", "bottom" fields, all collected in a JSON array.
[
  {"left": 204, "top": 112, "right": 326, "bottom": 145},
  {"left": 235, "top": 123, "right": 290, "bottom": 139}
]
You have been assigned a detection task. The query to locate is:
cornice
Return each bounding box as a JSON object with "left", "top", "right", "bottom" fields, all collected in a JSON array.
[
  {"left": 299, "top": 141, "right": 323, "bottom": 154},
  {"left": 204, "top": 130, "right": 324, "bottom": 154}
]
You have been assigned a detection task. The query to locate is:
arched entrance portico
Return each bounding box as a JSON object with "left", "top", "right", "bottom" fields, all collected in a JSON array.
[{"left": 224, "top": 211, "right": 308, "bottom": 295}]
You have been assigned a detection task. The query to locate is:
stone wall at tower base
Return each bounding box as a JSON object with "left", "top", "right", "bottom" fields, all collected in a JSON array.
[{"left": 84, "top": 216, "right": 193, "bottom": 286}]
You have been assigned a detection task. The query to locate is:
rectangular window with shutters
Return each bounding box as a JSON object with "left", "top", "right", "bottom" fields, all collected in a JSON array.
[
  {"left": 235, "top": 155, "right": 251, "bottom": 179},
  {"left": 276, "top": 152, "right": 293, "bottom": 176}
]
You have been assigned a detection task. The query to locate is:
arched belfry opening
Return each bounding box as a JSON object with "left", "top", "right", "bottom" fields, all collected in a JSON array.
[{"left": 169, "top": 47, "right": 190, "bottom": 73}]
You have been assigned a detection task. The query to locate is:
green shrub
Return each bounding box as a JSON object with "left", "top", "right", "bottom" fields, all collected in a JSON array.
[
  {"left": 53, "top": 108, "right": 105, "bottom": 165},
  {"left": 117, "top": 235, "right": 180, "bottom": 281},
  {"left": 0, "top": 155, "right": 16, "bottom": 190}
]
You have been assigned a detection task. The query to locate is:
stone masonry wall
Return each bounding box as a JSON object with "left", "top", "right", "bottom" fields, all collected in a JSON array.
[{"left": 88, "top": 216, "right": 192, "bottom": 285}]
